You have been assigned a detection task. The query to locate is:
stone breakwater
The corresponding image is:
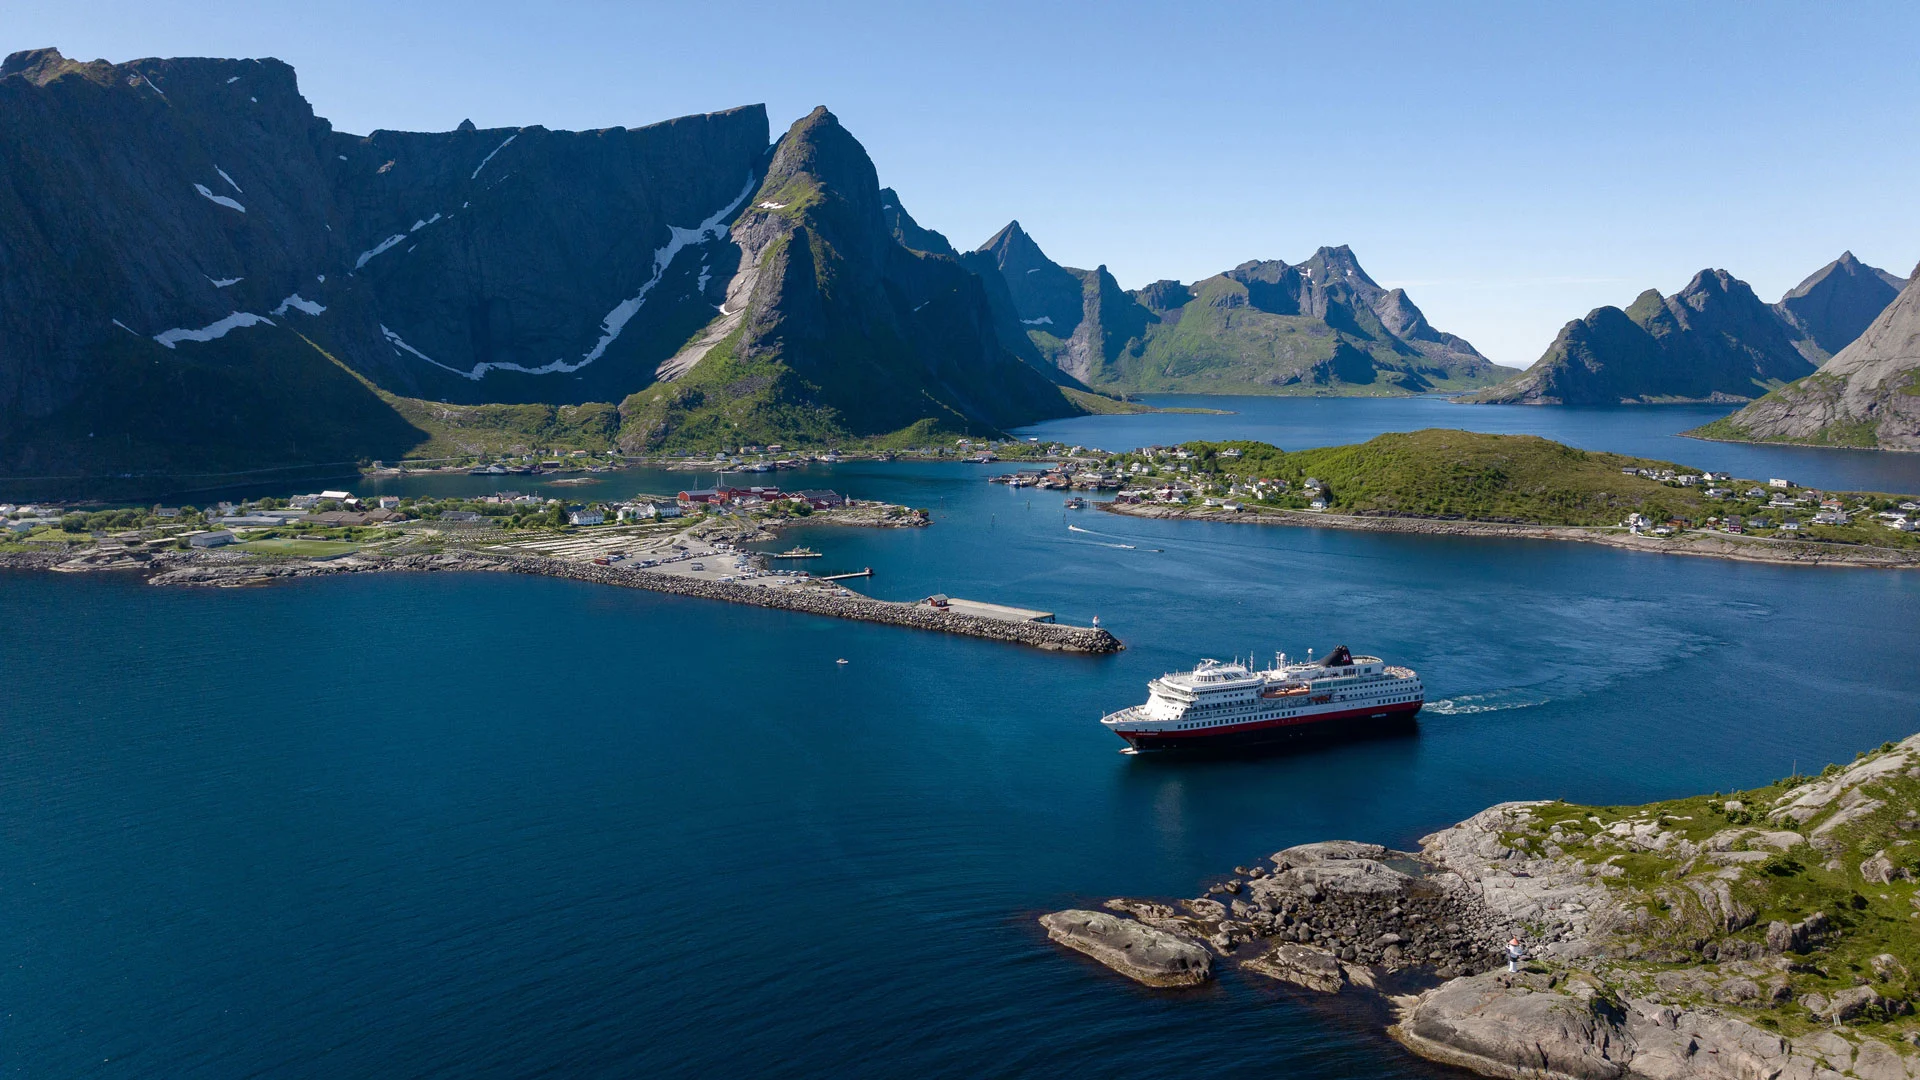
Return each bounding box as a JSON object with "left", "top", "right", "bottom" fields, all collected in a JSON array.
[
  {"left": 1, "top": 548, "right": 1121, "bottom": 654},
  {"left": 1042, "top": 734, "right": 1920, "bottom": 1080},
  {"left": 1103, "top": 501, "right": 1920, "bottom": 569},
  {"left": 488, "top": 555, "right": 1122, "bottom": 654}
]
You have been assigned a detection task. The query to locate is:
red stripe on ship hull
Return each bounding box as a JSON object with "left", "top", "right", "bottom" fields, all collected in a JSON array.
[{"left": 1116, "top": 700, "right": 1424, "bottom": 746}]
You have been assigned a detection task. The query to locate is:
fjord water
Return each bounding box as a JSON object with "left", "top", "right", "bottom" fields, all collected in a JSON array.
[{"left": 7, "top": 399, "right": 1920, "bottom": 1078}]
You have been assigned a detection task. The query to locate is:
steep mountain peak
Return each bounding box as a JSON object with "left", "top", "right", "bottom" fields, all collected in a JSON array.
[
  {"left": 877, "top": 187, "right": 955, "bottom": 256},
  {"left": 978, "top": 220, "right": 1050, "bottom": 264},
  {"left": 765, "top": 107, "right": 876, "bottom": 201},
  {"left": 1, "top": 47, "right": 91, "bottom": 85},
  {"left": 1705, "top": 263, "right": 1920, "bottom": 449},
  {"left": 1677, "top": 267, "right": 1747, "bottom": 300},
  {"left": 1301, "top": 244, "right": 1378, "bottom": 288},
  {"left": 1774, "top": 252, "right": 1907, "bottom": 362}
]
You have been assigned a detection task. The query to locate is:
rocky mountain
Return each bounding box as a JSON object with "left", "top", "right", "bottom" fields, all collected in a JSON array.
[
  {"left": 1773, "top": 251, "right": 1907, "bottom": 363},
  {"left": 1695, "top": 262, "right": 1920, "bottom": 450},
  {"left": 0, "top": 48, "right": 1080, "bottom": 479},
  {"left": 971, "top": 227, "right": 1505, "bottom": 395},
  {"left": 622, "top": 107, "right": 1077, "bottom": 447},
  {"left": 1467, "top": 256, "right": 1905, "bottom": 406}
]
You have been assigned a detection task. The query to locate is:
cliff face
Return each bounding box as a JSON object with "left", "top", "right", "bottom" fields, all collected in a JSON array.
[
  {"left": 1699, "top": 263, "right": 1920, "bottom": 450},
  {"left": 1469, "top": 257, "right": 1905, "bottom": 406},
  {"left": 972, "top": 229, "right": 1503, "bottom": 395},
  {"left": 0, "top": 49, "right": 1077, "bottom": 476},
  {"left": 620, "top": 109, "right": 1077, "bottom": 448}
]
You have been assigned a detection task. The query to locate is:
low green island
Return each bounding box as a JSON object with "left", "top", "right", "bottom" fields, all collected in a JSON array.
[{"left": 1096, "top": 429, "right": 1920, "bottom": 566}]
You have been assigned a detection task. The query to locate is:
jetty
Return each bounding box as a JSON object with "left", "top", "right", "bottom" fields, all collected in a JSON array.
[
  {"left": 11, "top": 546, "right": 1123, "bottom": 655},
  {"left": 493, "top": 555, "right": 1117, "bottom": 653}
]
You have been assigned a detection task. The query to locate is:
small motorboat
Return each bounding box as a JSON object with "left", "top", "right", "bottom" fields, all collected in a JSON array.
[{"left": 835, "top": 658, "right": 849, "bottom": 665}]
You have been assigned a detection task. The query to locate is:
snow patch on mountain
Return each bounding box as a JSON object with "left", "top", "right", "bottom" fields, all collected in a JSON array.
[
  {"left": 193, "top": 184, "right": 245, "bottom": 213},
  {"left": 470, "top": 133, "right": 517, "bottom": 180},
  {"left": 354, "top": 234, "right": 406, "bottom": 269},
  {"left": 207, "top": 276, "right": 243, "bottom": 288},
  {"left": 272, "top": 294, "right": 325, "bottom": 317},
  {"left": 153, "top": 312, "right": 274, "bottom": 349},
  {"left": 382, "top": 174, "right": 756, "bottom": 382},
  {"left": 380, "top": 324, "right": 477, "bottom": 380},
  {"left": 1021, "top": 316, "right": 1053, "bottom": 325},
  {"left": 216, "top": 167, "right": 242, "bottom": 194}
]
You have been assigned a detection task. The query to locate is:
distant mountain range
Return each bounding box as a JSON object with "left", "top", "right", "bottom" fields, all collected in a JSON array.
[
  {"left": 2, "top": 46, "right": 1908, "bottom": 481},
  {"left": 0, "top": 48, "right": 1079, "bottom": 478},
  {"left": 1694, "top": 262, "right": 1920, "bottom": 451},
  {"left": 1465, "top": 253, "right": 1906, "bottom": 405},
  {"left": 962, "top": 224, "right": 1506, "bottom": 396}
]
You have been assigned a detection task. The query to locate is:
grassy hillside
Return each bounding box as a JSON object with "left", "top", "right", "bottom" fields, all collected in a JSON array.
[
  {"left": 1125, "top": 430, "right": 1919, "bottom": 548},
  {"left": 1184, "top": 430, "right": 1712, "bottom": 525}
]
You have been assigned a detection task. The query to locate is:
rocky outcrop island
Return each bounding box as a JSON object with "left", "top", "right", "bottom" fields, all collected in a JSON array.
[{"left": 1043, "top": 733, "right": 1920, "bottom": 1080}]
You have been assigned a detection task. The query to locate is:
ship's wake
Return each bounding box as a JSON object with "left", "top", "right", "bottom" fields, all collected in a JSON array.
[{"left": 1423, "top": 688, "right": 1550, "bottom": 715}]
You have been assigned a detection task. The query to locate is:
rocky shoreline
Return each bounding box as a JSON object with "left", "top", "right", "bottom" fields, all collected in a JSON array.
[
  {"left": 1103, "top": 501, "right": 1920, "bottom": 569},
  {"left": 1, "top": 546, "right": 1121, "bottom": 654},
  {"left": 1043, "top": 734, "right": 1920, "bottom": 1080}
]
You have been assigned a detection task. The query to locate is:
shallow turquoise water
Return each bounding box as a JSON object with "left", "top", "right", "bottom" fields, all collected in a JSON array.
[{"left": 4, "top": 400, "right": 1919, "bottom": 1077}]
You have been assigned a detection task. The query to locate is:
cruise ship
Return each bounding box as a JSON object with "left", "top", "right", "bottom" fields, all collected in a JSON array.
[{"left": 1100, "top": 646, "right": 1424, "bottom": 753}]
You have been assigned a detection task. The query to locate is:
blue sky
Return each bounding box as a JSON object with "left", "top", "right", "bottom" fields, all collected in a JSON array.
[{"left": 7, "top": 0, "right": 1918, "bottom": 366}]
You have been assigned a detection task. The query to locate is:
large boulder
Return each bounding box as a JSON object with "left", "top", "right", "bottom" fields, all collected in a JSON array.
[
  {"left": 1039, "top": 910, "right": 1211, "bottom": 988},
  {"left": 1242, "top": 942, "right": 1349, "bottom": 993},
  {"left": 1392, "top": 972, "right": 1630, "bottom": 1080}
]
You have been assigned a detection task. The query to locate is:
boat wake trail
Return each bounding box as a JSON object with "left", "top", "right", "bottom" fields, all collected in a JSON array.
[
  {"left": 1065, "top": 524, "right": 1143, "bottom": 550},
  {"left": 1064, "top": 538, "right": 1138, "bottom": 551},
  {"left": 1423, "top": 688, "right": 1551, "bottom": 715}
]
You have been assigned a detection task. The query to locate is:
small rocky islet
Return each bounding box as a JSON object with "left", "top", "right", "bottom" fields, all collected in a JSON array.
[{"left": 1043, "top": 734, "right": 1920, "bottom": 1080}]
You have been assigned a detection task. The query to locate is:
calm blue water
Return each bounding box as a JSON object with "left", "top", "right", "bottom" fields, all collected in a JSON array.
[{"left": 6, "top": 399, "right": 1920, "bottom": 1077}]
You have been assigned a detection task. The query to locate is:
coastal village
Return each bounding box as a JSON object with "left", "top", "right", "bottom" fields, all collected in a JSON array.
[{"left": 0, "top": 444, "right": 1118, "bottom": 652}]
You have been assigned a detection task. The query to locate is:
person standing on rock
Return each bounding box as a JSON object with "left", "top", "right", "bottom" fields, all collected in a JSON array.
[{"left": 1506, "top": 937, "right": 1525, "bottom": 972}]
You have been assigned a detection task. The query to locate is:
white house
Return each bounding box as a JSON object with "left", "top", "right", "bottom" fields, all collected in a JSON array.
[
  {"left": 187, "top": 530, "right": 235, "bottom": 548},
  {"left": 568, "top": 509, "right": 605, "bottom": 526},
  {"left": 1768, "top": 478, "right": 1791, "bottom": 489}
]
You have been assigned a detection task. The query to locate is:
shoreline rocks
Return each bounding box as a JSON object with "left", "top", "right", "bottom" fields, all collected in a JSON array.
[
  {"left": 1042, "top": 734, "right": 1920, "bottom": 1080},
  {"left": 1039, "top": 910, "right": 1211, "bottom": 988}
]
